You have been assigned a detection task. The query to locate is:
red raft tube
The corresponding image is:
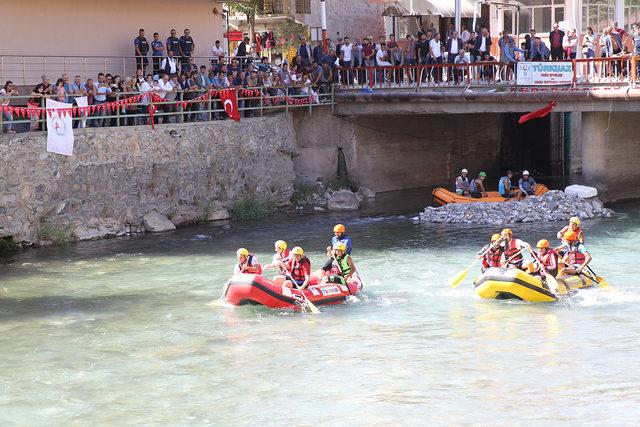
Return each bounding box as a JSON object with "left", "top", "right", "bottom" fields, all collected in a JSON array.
[{"left": 223, "top": 274, "right": 363, "bottom": 310}]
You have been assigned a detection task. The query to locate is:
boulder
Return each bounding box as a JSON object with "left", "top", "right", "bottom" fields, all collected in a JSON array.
[
  {"left": 565, "top": 185, "right": 598, "bottom": 199},
  {"left": 208, "top": 209, "right": 230, "bottom": 221},
  {"left": 143, "top": 211, "right": 176, "bottom": 232},
  {"left": 358, "top": 186, "right": 376, "bottom": 199},
  {"left": 327, "top": 190, "right": 360, "bottom": 211}
]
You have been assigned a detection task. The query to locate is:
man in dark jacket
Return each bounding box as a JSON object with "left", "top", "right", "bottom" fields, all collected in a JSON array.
[
  {"left": 446, "top": 31, "right": 464, "bottom": 82},
  {"left": 524, "top": 29, "right": 536, "bottom": 59},
  {"left": 549, "top": 23, "right": 565, "bottom": 60},
  {"left": 474, "top": 28, "right": 492, "bottom": 61}
]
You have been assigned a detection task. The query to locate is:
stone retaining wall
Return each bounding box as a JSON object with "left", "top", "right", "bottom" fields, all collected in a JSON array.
[{"left": 0, "top": 115, "right": 297, "bottom": 244}]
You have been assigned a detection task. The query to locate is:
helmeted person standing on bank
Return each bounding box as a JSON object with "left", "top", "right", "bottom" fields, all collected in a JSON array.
[{"left": 134, "top": 28, "right": 150, "bottom": 73}]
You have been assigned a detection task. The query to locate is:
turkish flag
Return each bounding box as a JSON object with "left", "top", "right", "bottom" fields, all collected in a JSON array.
[
  {"left": 220, "top": 89, "right": 240, "bottom": 122},
  {"left": 518, "top": 101, "right": 558, "bottom": 125}
]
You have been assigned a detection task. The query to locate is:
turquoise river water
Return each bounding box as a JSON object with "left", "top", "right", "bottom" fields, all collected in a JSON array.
[{"left": 1, "top": 191, "right": 640, "bottom": 425}]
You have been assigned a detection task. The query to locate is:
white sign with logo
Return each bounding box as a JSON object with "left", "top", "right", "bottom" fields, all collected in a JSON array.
[
  {"left": 46, "top": 98, "right": 74, "bottom": 156},
  {"left": 516, "top": 61, "right": 574, "bottom": 86}
]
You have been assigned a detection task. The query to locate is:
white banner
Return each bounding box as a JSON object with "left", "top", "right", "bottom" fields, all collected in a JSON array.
[
  {"left": 46, "top": 98, "right": 74, "bottom": 156},
  {"left": 516, "top": 61, "right": 574, "bottom": 86}
]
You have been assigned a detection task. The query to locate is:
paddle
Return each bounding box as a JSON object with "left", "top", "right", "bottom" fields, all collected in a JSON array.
[
  {"left": 449, "top": 240, "right": 504, "bottom": 288},
  {"left": 586, "top": 266, "right": 613, "bottom": 290},
  {"left": 528, "top": 249, "right": 559, "bottom": 294},
  {"left": 279, "top": 261, "right": 320, "bottom": 314}
]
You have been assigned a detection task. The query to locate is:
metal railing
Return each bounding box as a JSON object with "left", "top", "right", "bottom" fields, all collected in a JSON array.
[
  {"left": 0, "top": 55, "right": 261, "bottom": 86},
  {"left": 332, "top": 56, "right": 640, "bottom": 89},
  {"left": 0, "top": 86, "right": 334, "bottom": 133}
]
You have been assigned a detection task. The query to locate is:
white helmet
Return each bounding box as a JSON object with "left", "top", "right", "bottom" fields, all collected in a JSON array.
[
  {"left": 461, "top": 168, "right": 468, "bottom": 174},
  {"left": 522, "top": 170, "right": 530, "bottom": 176}
]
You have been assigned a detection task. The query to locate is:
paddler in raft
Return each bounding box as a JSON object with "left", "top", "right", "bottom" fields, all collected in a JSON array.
[
  {"left": 284, "top": 246, "right": 313, "bottom": 289},
  {"left": 499, "top": 228, "right": 531, "bottom": 271},
  {"left": 532, "top": 239, "right": 559, "bottom": 278},
  {"left": 498, "top": 170, "right": 525, "bottom": 200},
  {"left": 234, "top": 248, "right": 263, "bottom": 275},
  {"left": 477, "top": 233, "right": 504, "bottom": 272},
  {"left": 264, "top": 240, "right": 292, "bottom": 285},
  {"left": 455, "top": 168, "right": 471, "bottom": 196},
  {"left": 321, "top": 224, "right": 353, "bottom": 274},
  {"left": 555, "top": 231, "right": 592, "bottom": 278},
  {"left": 321, "top": 242, "right": 358, "bottom": 286},
  {"left": 557, "top": 217, "right": 584, "bottom": 243}
]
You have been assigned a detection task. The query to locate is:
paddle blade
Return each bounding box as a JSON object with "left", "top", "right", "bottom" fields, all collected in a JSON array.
[
  {"left": 305, "top": 299, "right": 320, "bottom": 314},
  {"left": 449, "top": 268, "right": 469, "bottom": 288},
  {"left": 596, "top": 276, "right": 613, "bottom": 291},
  {"left": 545, "top": 273, "right": 559, "bottom": 294}
]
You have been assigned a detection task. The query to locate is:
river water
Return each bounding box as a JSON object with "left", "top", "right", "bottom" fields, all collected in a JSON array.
[{"left": 1, "top": 190, "right": 639, "bottom": 425}]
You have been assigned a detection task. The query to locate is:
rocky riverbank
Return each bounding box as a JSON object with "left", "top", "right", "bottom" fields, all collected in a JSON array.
[{"left": 417, "top": 190, "right": 614, "bottom": 224}]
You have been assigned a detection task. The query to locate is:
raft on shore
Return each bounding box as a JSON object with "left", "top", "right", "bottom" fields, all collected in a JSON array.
[
  {"left": 474, "top": 267, "right": 597, "bottom": 303},
  {"left": 223, "top": 274, "right": 363, "bottom": 310},
  {"left": 433, "top": 185, "right": 549, "bottom": 206}
]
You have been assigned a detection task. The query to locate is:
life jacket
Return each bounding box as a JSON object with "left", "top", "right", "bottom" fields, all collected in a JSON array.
[
  {"left": 238, "top": 254, "right": 262, "bottom": 275},
  {"left": 538, "top": 249, "right": 558, "bottom": 271},
  {"left": 565, "top": 244, "right": 586, "bottom": 266},
  {"left": 290, "top": 256, "right": 311, "bottom": 282},
  {"left": 455, "top": 176, "right": 469, "bottom": 192},
  {"left": 333, "top": 254, "right": 352, "bottom": 278},
  {"left": 559, "top": 225, "right": 584, "bottom": 242},
  {"left": 482, "top": 246, "right": 503, "bottom": 269},
  {"left": 504, "top": 239, "right": 522, "bottom": 264},
  {"left": 276, "top": 249, "right": 292, "bottom": 274},
  {"left": 469, "top": 179, "right": 476, "bottom": 192},
  {"left": 498, "top": 176, "right": 511, "bottom": 196}
]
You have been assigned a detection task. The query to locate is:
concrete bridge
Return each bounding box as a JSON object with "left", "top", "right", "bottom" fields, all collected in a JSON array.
[{"left": 298, "top": 87, "right": 640, "bottom": 202}]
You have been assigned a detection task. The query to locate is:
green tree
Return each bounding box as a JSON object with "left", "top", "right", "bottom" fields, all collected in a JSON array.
[{"left": 228, "top": 0, "right": 262, "bottom": 42}]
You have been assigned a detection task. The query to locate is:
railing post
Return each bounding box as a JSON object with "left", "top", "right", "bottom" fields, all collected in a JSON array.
[
  {"left": 259, "top": 90, "right": 264, "bottom": 117},
  {"left": 116, "top": 93, "right": 120, "bottom": 126},
  {"left": 208, "top": 91, "right": 212, "bottom": 122},
  {"left": 572, "top": 59, "right": 577, "bottom": 88},
  {"left": 179, "top": 91, "right": 184, "bottom": 123},
  {"left": 633, "top": 55, "right": 638, "bottom": 86},
  {"left": 285, "top": 86, "right": 289, "bottom": 113}
]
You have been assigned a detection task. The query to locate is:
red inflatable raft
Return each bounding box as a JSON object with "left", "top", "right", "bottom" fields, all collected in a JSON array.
[{"left": 223, "top": 274, "right": 363, "bottom": 310}]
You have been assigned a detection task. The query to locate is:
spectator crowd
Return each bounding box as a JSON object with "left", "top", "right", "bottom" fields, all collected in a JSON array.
[{"left": 3, "top": 21, "right": 640, "bottom": 133}]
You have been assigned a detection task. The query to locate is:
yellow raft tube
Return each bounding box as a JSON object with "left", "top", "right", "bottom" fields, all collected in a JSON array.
[{"left": 474, "top": 267, "right": 597, "bottom": 303}]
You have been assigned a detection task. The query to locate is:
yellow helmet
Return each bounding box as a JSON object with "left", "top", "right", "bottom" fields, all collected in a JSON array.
[
  {"left": 291, "top": 246, "right": 304, "bottom": 256},
  {"left": 333, "top": 224, "right": 346, "bottom": 233},
  {"left": 236, "top": 248, "right": 249, "bottom": 257},
  {"left": 564, "top": 231, "right": 579, "bottom": 242},
  {"left": 536, "top": 239, "right": 549, "bottom": 249},
  {"left": 333, "top": 242, "right": 347, "bottom": 252},
  {"left": 275, "top": 240, "right": 287, "bottom": 250},
  {"left": 569, "top": 217, "right": 581, "bottom": 226},
  {"left": 491, "top": 233, "right": 501, "bottom": 242},
  {"left": 501, "top": 228, "right": 513, "bottom": 237}
]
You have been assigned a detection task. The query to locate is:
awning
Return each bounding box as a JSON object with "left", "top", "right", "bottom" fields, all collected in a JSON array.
[{"left": 381, "top": 0, "right": 476, "bottom": 18}]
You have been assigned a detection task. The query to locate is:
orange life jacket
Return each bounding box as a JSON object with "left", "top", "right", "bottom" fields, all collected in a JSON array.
[{"left": 290, "top": 256, "right": 311, "bottom": 283}]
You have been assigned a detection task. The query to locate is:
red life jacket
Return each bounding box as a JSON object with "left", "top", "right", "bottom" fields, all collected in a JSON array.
[
  {"left": 483, "top": 247, "right": 503, "bottom": 268},
  {"left": 238, "top": 254, "right": 262, "bottom": 275},
  {"left": 276, "top": 249, "right": 291, "bottom": 274},
  {"left": 566, "top": 245, "right": 586, "bottom": 266},
  {"left": 539, "top": 249, "right": 558, "bottom": 270},
  {"left": 504, "top": 239, "right": 522, "bottom": 263},
  {"left": 290, "top": 257, "right": 311, "bottom": 282},
  {"left": 560, "top": 225, "right": 584, "bottom": 242}
]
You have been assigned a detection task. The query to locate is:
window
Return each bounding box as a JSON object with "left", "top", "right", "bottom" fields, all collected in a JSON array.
[
  {"left": 262, "top": 0, "right": 285, "bottom": 14},
  {"left": 625, "top": 0, "right": 640, "bottom": 27},
  {"left": 310, "top": 27, "right": 321, "bottom": 42},
  {"left": 296, "top": 0, "right": 311, "bottom": 14},
  {"left": 582, "top": 0, "right": 615, "bottom": 33}
]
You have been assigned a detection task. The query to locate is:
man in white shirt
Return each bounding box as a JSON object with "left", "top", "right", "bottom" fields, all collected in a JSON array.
[
  {"left": 211, "top": 40, "right": 225, "bottom": 66},
  {"left": 453, "top": 48, "right": 470, "bottom": 83},
  {"left": 446, "top": 31, "right": 463, "bottom": 82},
  {"left": 161, "top": 50, "right": 178, "bottom": 78},
  {"left": 156, "top": 73, "right": 175, "bottom": 123},
  {"left": 92, "top": 73, "right": 111, "bottom": 127},
  {"left": 340, "top": 36, "right": 354, "bottom": 84},
  {"left": 429, "top": 33, "right": 443, "bottom": 82},
  {"left": 461, "top": 26, "right": 471, "bottom": 44}
]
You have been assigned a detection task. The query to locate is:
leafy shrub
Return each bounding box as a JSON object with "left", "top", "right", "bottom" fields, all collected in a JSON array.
[
  {"left": 37, "top": 222, "right": 76, "bottom": 245},
  {"left": 231, "top": 196, "right": 277, "bottom": 221}
]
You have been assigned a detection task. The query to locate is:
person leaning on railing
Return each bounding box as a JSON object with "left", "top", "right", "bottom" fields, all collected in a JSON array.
[{"left": 1, "top": 81, "right": 18, "bottom": 134}]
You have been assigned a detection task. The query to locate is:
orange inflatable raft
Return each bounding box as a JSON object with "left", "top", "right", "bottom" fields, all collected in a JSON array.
[{"left": 432, "top": 184, "right": 549, "bottom": 206}]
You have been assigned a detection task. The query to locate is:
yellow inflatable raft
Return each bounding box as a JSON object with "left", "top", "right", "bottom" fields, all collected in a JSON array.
[
  {"left": 433, "top": 184, "right": 549, "bottom": 206},
  {"left": 474, "top": 267, "right": 597, "bottom": 303}
]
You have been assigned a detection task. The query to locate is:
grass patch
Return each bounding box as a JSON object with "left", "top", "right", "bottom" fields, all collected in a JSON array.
[
  {"left": 291, "top": 185, "right": 317, "bottom": 206},
  {"left": 37, "top": 222, "right": 76, "bottom": 245},
  {"left": 325, "top": 177, "right": 353, "bottom": 191},
  {"left": 231, "top": 196, "right": 277, "bottom": 221}
]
